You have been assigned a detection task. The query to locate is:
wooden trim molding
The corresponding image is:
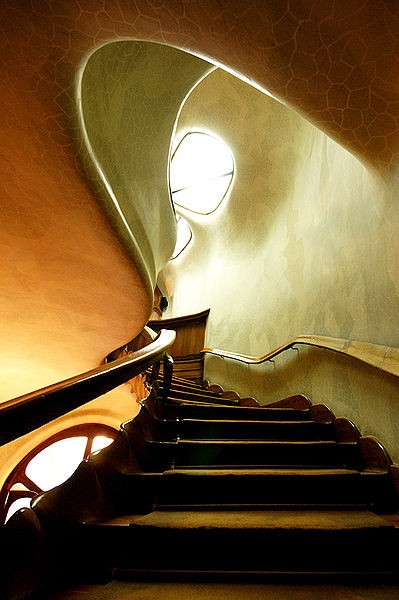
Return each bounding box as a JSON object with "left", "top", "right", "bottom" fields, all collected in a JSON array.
[
  {"left": 149, "top": 309, "right": 210, "bottom": 328},
  {"left": 149, "top": 310, "right": 210, "bottom": 383},
  {"left": 149, "top": 309, "right": 210, "bottom": 358},
  {"left": 203, "top": 334, "right": 399, "bottom": 378}
]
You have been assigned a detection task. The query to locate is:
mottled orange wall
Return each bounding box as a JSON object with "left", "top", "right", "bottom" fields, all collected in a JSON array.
[
  {"left": 1, "top": 0, "right": 398, "bottom": 400},
  {"left": 0, "top": 2, "right": 155, "bottom": 399}
]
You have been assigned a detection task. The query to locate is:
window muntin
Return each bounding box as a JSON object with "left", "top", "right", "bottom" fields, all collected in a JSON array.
[{"left": 1, "top": 424, "right": 117, "bottom": 524}]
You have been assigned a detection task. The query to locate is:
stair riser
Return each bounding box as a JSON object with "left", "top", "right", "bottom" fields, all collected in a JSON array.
[
  {"left": 154, "top": 420, "right": 336, "bottom": 441},
  {"left": 167, "top": 442, "right": 363, "bottom": 469},
  {"left": 158, "top": 403, "right": 313, "bottom": 422},
  {"left": 109, "top": 473, "right": 398, "bottom": 513},
  {"left": 79, "top": 525, "right": 399, "bottom": 575},
  {"left": 156, "top": 475, "right": 397, "bottom": 512},
  {"left": 159, "top": 388, "right": 238, "bottom": 405},
  {"left": 141, "top": 441, "right": 363, "bottom": 470}
]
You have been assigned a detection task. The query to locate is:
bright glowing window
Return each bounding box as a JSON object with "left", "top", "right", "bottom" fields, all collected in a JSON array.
[
  {"left": 0, "top": 424, "right": 117, "bottom": 524},
  {"left": 26, "top": 436, "right": 89, "bottom": 491},
  {"left": 170, "top": 131, "right": 234, "bottom": 215},
  {"left": 171, "top": 215, "right": 192, "bottom": 259}
]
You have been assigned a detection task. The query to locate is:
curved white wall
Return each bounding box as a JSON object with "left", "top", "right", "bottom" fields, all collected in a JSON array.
[
  {"left": 79, "top": 41, "right": 213, "bottom": 291},
  {"left": 160, "top": 68, "right": 399, "bottom": 462}
]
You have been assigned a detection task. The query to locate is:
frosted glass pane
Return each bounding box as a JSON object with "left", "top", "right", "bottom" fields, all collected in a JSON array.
[
  {"left": 26, "top": 437, "right": 87, "bottom": 491},
  {"left": 5, "top": 497, "right": 31, "bottom": 523},
  {"left": 10, "top": 482, "right": 31, "bottom": 492},
  {"left": 91, "top": 435, "right": 114, "bottom": 453},
  {"left": 173, "top": 174, "right": 232, "bottom": 214},
  {"left": 171, "top": 132, "right": 233, "bottom": 190},
  {"left": 172, "top": 216, "right": 192, "bottom": 259},
  {"left": 170, "top": 132, "right": 234, "bottom": 214}
]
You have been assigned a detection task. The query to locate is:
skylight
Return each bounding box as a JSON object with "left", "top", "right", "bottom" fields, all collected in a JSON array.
[{"left": 170, "top": 131, "right": 234, "bottom": 215}]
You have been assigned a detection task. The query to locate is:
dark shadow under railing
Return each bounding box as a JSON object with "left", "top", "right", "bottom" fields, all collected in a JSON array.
[
  {"left": 0, "top": 328, "right": 176, "bottom": 446},
  {"left": 203, "top": 334, "right": 399, "bottom": 378}
]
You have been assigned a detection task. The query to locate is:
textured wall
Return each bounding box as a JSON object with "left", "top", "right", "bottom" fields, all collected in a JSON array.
[
  {"left": 79, "top": 41, "right": 211, "bottom": 287},
  {"left": 1, "top": 0, "right": 399, "bottom": 465},
  {"left": 1, "top": 0, "right": 398, "bottom": 396},
  {"left": 160, "top": 68, "right": 399, "bottom": 461}
]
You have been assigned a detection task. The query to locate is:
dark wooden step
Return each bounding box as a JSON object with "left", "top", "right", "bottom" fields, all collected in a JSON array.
[
  {"left": 160, "top": 382, "right": 249, "bottom": 404},
  {"left": 162, "top": 439, "right": 363, "bottom": 470},
  {"left": 163, "top": 380, "right": 230, "bottom": 397},
  {"left": 163, "top": 390, "right": 239, "bottom": 406},
  {"left": 111, "top": 468, "right": 397, "bottom": 512},
  {"left": 171, "top": 375, "right": 207, "bottom": 389},
  {"left": 79, "top": 509, "right": 399, "bottom": 577},
  {"left": 111, "top": 435, "right": 362, "bottom": 474},
  {"left": 155, "top": 468, "right": 398, "bottom": 512},
  {"left": 153, "top": 417, "right": 336, "bottom": 441},
  {"left": 151, "top": 397, "right": 313, "bottom": 422}
]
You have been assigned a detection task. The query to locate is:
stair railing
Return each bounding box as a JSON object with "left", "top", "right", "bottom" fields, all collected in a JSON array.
[
  {"left": 0, "top": 328, "right": 176, "bottom": 446},
  {"left": 203, "top": 334, "right": 399, "bottom": 378}
]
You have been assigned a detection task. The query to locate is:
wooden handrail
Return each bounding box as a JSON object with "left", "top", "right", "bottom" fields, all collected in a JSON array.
[
  {"left": 0, "top": 328, "right": 176, "bottom": 446},
  {"left": 203, "top": 334, "right": 399, "bottom": 378}
]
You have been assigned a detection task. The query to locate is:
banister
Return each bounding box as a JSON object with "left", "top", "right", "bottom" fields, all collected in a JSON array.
[
  {"left": 104, "top": 325, "right": 159, "bottom": 363},
  {"left": 203, "top": 334, "right": 399, "bottom": 379},
  {"left": 0, "top": 328, "right": 176, "bottom": 446}
]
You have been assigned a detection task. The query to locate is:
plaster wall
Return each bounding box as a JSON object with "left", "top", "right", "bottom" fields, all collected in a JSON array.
[
  {"left": 160, "top": 69, "right": 399, "bottom": 462},
  {"left": 79, "top": 41, "right": 212, "bottom": 286},
  {"left": 0, "top": 0, "right": 397, "bottom": 409}
]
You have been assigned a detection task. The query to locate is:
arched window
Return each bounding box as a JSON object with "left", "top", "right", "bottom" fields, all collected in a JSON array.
[{"left": 0, "top": 424, "right": 117, "bottom": 525}]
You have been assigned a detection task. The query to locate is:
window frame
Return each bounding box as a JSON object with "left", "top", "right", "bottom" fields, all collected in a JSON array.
[
  {"left": 0, "top": 423, "right": 117, "bottom": 525},
  {"left": 170, "top": 130, "right": 235, "bottom": 216}
]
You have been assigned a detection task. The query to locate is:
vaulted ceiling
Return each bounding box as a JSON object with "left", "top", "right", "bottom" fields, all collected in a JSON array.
[{"left": 1, "top": 0, "right": 398, "bottom": 399}]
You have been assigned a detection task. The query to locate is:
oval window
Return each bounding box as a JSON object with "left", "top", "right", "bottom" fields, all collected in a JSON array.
[{"left": 170, "top": 131, "right": 234, "bottom": 215}]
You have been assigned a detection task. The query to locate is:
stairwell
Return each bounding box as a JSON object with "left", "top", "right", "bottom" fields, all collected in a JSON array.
[
  {"left": 3, "top": 363, "right": 399, "bottom": 600},
  {"left": 27, "top": 370, "right": 399, "bottom": 589}
]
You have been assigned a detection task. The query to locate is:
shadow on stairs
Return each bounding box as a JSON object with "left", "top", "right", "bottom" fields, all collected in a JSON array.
[{"left": 2, "top": 373, "right": 399, "bottom": 599}]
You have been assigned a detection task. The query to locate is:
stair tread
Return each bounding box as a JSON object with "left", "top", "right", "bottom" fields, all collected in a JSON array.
[
  {"left": 167, "top": 396, "right": 237, "bottom": 406},
  {"left": 105, "top": 510, "right": 394, "bottom": 531},
  {"left": 178, "top": 418, "right": 328, "bottom": 425},
  {"left": 171, "top": 398, "right": 307, "bottom": 410},
  {"left": 163, "top": 467, "right": 364, "bottom": 476},
  {"left": 172, "top": 439, "right": 341, "bottom": 445},
  {"left": 160, "top": 400, "right": 313, "bottom": 421}
]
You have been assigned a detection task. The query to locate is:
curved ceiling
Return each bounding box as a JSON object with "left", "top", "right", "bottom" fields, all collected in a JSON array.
[
  {"left": 2, "top": 1, "right": 398, "bottom": 174},
  {"left": 78, "top": 41, "right": 212, "bottom": 289},
  {"left": 0, "top": 0, "right": 398, "bottom": 398}
]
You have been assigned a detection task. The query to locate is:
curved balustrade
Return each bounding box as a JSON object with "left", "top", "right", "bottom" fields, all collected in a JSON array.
[
  {"left": 0, "top": 328, "right": 176, "bottom": 446},
  {"left": 203, "top": 334, "right": 399, "bottom": 379}
]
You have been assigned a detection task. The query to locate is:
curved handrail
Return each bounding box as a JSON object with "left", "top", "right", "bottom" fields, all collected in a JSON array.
[
  {"left": 203, "top": 334, "right": 399, "bottom": 378},
  {"left": 0, "top": 328, "right": 176, "bottom": 446},
  {"left": 104, "top": 325, "right": 159, "bottom": 363}
]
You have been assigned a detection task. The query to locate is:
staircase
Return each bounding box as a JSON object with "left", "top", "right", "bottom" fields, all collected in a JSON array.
[{"left": 37, "top": 371, "right": 399, "bottom": 584}]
